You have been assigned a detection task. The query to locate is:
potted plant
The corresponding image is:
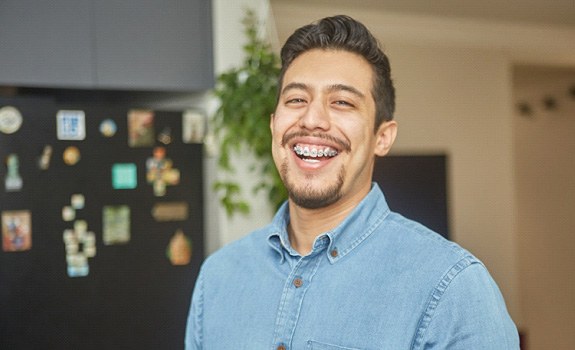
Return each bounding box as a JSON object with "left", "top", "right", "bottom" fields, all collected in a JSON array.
[{"left": 212, "top": 9, "right": 287, "bottom": 216}]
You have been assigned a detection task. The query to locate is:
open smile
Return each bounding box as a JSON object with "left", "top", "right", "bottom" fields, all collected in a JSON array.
[{"left": 293, "top": 144, "right": 339, "bottom": 163}]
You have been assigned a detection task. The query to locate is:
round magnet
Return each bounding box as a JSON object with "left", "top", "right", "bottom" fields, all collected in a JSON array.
[
  {"left": 0, "top": 106, "right": 23, "bottom": 134},
  {"left": 99, "top": 119, "right": 117, "bottom": 137},
  {"left": 71, "top": 194, "right": 85, "bottom": 209},
  {"left": 63, "top": 146, "right": 81, "bottom": 165},
  {"left": 62, "top": 206, "right": 76, "bottom": 221}
]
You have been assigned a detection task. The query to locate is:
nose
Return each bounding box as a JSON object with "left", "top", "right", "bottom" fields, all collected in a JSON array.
[{"left": 298, "top": 100, "right": 330, "bottom": 131}]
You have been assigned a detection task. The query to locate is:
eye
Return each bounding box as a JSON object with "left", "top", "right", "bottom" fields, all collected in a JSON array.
[
  {"left": 333, "top": 100, "right": 355, "bottom": 108},
  {"left": 285, "top": 98, "right": 307, "bottom": 105}
]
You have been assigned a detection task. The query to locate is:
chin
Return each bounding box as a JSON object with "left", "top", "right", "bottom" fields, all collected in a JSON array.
[{"left": 282, "top": 162, "right": 345, "bottom": 209}]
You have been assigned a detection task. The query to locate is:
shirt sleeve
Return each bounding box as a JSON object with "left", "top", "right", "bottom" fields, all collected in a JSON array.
[
  {"left": 185, "top": 270, "right": 204, "bottom": 350},
  {"left": 416, "top": 262, "right": 519, "bottom": 350}
]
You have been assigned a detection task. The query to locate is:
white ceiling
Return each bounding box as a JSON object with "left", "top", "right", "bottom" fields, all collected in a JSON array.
[{"left": 270, "top": 0, "right": 575, "bottom": 28}]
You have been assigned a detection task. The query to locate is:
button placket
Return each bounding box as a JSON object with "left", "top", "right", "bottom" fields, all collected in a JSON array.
[{"left": 271, "top": 254, "right": 323, "bottom": 349}]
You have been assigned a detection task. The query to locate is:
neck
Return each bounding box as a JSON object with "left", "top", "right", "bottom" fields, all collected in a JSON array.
[{"left": 287, "top": 187, "right": 370, "bottom": 255}]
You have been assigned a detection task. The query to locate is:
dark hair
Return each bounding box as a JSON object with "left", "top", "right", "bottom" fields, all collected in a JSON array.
[{"left": 278, "top": 15, "right": 395, "bottom": 128}]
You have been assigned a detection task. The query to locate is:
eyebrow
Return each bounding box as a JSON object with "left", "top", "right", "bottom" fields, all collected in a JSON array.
[
  {"left": 281, "top": 82, "right": 309, "bottom": 96},
  {"left": 326, "top": 83, "right": 365, "bottom": 98},
  {"left": 281, "top": 82, "right": 365, "bottom": 99}
]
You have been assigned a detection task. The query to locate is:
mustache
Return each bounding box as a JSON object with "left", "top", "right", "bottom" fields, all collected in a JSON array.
[{"left": 281, "top": 131, "right": 351, "bottom": 152}]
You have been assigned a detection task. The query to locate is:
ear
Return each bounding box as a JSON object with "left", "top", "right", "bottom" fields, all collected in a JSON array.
[
  {"left": 269, "top": 113, "right": 274, "bottom": 132},
  {"left": 374, "top": 120, "right": 397, "bottom": 157}
]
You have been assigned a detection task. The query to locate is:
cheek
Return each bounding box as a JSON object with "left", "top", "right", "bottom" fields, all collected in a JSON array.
[
  {"left": 271, "top": 114, "right": 294, "bottom": 141},
  {"left": 270, "top": 119, "right": 288, "bottom": 157},
  {"left": 338, "top": 118, "right": 371, "bottom": 145}
]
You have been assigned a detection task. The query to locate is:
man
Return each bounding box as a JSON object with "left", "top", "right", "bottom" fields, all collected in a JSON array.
[{"left": 186, "top": 15, "right": 519, "bottom": 349}]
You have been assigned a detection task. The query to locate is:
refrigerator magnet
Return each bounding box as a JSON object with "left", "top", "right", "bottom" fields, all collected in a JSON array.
[
  {"left": 63, "top": 146, "right": 81, "bottom": 165},
  {"left": 127, "top": 109, "right": 155, "bottom": 147},
  {"left": 166, "top": 229, "right": 192, "bottom": 266},
  {"left": 57, "top": 110, "right": 86, "bottom": 140},
  {"left": 5, "top": 154, "right": 23, "bottom": 192},
  {"left": 102, "top": 205, "right": 131, "bottom": 245},
  {"left": 2, "top": 210, "right": 32, "bottom": 252},
  {"left": 99, "top": 119, "right": 117, "bottom": 137},
  {"left": 0, "top": 106, "right": 23, "bottom": 134}
]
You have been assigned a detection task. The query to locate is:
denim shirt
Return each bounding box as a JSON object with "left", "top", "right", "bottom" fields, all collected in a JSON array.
[{"left": 186, "top": 184, "right": 519, "bottom": 349}]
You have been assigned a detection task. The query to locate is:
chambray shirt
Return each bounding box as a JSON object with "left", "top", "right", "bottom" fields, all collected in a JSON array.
[{"left": 186, "top": 184, "right": 519, "bottom": 349}]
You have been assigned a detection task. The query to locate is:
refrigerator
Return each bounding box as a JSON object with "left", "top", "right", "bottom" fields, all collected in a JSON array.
[{"left": 0, "top": 93, "right": 204, "bottom": 349}]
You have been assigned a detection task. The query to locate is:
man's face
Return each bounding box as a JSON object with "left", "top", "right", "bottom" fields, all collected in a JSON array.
[{"left": 271, "top": 49, "right": 396, "bottom": 209}]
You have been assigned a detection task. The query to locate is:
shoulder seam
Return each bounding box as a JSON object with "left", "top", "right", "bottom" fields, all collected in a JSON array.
[
  {"left": 410, "top": 256, "right": 480, "bottom": 349},
  {"left": 193, "top": 270, "right": 205, "bottom": 347}
]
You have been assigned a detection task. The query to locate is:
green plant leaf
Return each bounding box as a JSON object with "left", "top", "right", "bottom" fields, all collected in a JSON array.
[{"left": 212, "top": 8, "right": 286, "bottom": 217}]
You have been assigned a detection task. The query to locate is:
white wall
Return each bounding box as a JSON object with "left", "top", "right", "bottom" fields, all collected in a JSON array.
[{"left": 513, "top": 65, "right": 575, "bottom": 350}]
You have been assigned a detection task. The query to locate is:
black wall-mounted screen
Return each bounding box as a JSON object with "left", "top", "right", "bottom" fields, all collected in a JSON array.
[{"left": 373, "top": 155, "right": 450, "bottom": 239}]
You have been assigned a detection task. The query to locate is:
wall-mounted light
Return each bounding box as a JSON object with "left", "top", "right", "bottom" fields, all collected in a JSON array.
[
  {"left": 543, "top": 96, "right": 557, "bottom": 111},
  {"left": 517, "top": 101, "right": 533, "bottom": 117}
]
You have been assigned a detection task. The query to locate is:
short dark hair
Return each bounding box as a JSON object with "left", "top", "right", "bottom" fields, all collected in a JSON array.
[{"left": 278, "top": 15, "right": 395, "bottom": 128}]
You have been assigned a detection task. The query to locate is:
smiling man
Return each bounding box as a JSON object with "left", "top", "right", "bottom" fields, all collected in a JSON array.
[{"left": 186, "top": 15, "right": 519, "bottom": 350}]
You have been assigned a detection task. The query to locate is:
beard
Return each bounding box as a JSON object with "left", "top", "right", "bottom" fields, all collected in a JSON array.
[{"left": 280, "top": 160, "right": 346, "bottom": 209}]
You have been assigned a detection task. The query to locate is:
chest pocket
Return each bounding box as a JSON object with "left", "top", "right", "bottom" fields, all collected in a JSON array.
[{"left": 306, "top": 340, "right": 365, "bottom": 350}]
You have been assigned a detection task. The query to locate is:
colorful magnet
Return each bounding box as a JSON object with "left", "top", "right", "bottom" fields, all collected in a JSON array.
[
  {"left": 157, "top": 126, "right": 172, "bottom": 145},
  {"left": 111, "top": 163, "right": 137, "bottom": 189},
  {"left": 63, "top": 221, "right": 96, "bottom": 278},
  {"left": 71, "top": 194, "right": 85, "bottom": 210},
  {"left": 182, "top": 110, "right": 205, "bottom": 143},
  {"left": 83, "top": 232, "right": 96, "bottom": 258},
  {"left": 0, "top": 106, "right": 23, "bottom": 134},
  {"left": 99, "top": 119, "right": 117, "bottom": 137},
  {"left": 151, "top": 202, "right": 189, "bottom": 221},
  {"left": 66, "top": 254, "right": 89, "bottom": 277},
  {"left": 62, "top": 206, "right": 76, "bottom": 221},
  {"left": 128, "top": 109, "right": 155, "bottom": 147},
  {"left": 166, "top": 229, "right": 192, "bottom": 266},
  {"left": 74, "top": 220, "right": 88, "bottom": 237},
  {"left": 63, "top": 146, "right": 80, "bottom": 165},
  {"left": 2, "top": 210, "right": 32, "bottom": 252},
  {"left": 146, "top": 147, "right": 180, "bottom": 196},
  {"left": 4, "top": 154, "right": 23, "bottom": 192},
  {"left": 63, "top": 229, "right": 76, "bottom": 244},
  {"left": 37, "top": 145, "right": 53, "bottom": 170},
  {"left": 57, "top": 110, "right": 86, "bottom": 140},
  {"left": 102, "top": 205, "right": 130, "bottom": 245}
]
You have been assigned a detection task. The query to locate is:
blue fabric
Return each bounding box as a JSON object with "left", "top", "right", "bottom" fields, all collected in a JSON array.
[{"left": 186, "top": 184, "right": 519, "bottom": 349}]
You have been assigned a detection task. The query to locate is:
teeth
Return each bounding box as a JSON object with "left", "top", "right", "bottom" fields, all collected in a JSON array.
[{"left": 293, "top": 145, "right": 338, "bottom": 158}]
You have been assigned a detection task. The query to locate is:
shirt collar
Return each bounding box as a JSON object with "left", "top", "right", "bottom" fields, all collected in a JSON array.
[{"left": 267, "top": 183, "right": 391, "bottom": 264}]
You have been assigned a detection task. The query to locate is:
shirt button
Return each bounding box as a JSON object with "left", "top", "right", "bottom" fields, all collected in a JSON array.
[
  {"left": 330, "top": 248, "right": 338, "bottom": 258},
  {"left": 293, "top": 277, "right": 303, "bottom": 288},
  {"left": 277, "top": 344, "right": 286, "bottom": 350}
]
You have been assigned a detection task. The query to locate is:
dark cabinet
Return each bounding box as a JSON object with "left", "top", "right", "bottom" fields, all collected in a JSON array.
[
  {"left": 0, "top": 0, "right": 94, "bottom": 88},
  {"left": 0, "top": 0, "right": 214, "bottom": 91},
  {"left": 93, "top": 0, "right": 213, "bottom": 90}
]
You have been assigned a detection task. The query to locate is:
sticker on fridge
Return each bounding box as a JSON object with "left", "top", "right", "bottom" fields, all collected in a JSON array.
[
  {"left": 2, "top": 210, "right": 32, "bottom": 252},
  {"left": 57, "top": 110, "right": 86, "bottom": 140}
]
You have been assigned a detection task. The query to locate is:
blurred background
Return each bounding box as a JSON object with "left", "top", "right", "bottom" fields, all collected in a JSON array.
[{"left": 1, "top": 0, "right": 574, "bottom": 349}]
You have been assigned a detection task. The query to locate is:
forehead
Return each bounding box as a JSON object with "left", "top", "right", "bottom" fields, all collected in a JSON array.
[{"left": 281, "top": 49, "right": 374, "bottom": 94}]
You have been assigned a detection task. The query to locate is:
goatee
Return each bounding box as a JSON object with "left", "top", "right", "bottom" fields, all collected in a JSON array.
[{"left": 280, "top": 160, "right": 345, "bottom": 209}]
